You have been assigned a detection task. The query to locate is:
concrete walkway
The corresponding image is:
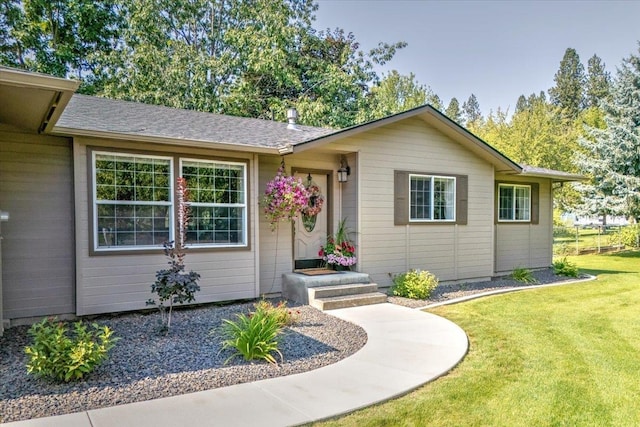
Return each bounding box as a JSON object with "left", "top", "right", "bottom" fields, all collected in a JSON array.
[{"left": 3, "top": 304, "right": 468, "bottom": 427}]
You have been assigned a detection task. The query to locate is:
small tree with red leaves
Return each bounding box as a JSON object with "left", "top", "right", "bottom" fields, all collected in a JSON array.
[{"left": 147, "top": 177, "right": 200, "bottom": 333}]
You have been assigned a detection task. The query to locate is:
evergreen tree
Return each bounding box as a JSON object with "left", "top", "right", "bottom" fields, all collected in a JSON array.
[
  {"left": 445, "top": 97, "right": 462, "bottom": 124},
  {"left": 576, "top": 47, "right": 640, "bottom": 222},
  {"left": 427, "top": 93, "right": 443, "bottom": 111},
  {"left": 549, "top": 47, "right": 586, "bottom": 119},
  {"left": 515, "top": 95, "right": 528, "bottom": 113},
  {"left": 585, "top": 54, "right": 612, "bottom": 108},
  {"left": 462, "top": 93, "right": 482, "bottom": 124}
]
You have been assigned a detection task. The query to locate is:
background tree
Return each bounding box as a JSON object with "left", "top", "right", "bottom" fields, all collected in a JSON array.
[
  {"left": 576, "top": 47, "right": 640, "bottom": 222},
  {"left": 1, "top": 0, "right": 406, "bottom": 128},
  {"left": 585, "top": 54, "right": 612, "bottom": 108},
  {"left": 95, "top": 0, "right": 405, "bottom": 128},
  {"left": 427, "top": 93, "right": 443, "bottom": 111},
  {"left": 357, "top": 70, "right": 439, "bottom": 122},
  {"left": 462, "top": 93, "right": 482, "bottom": 125},
  {"left": 445, "top": 97, "right": 462, "bottom": 123},
  {"left": 0, "top": 0, "right": 22, "bottom": 66},
  {"left": 0, "top": 0, "right": 122, "bottom": 94},
  {"left": 549, "top": 47, "right": 586, "bottom": 119},
  {"left": 515, "top": 94, "right": 529, "bottom": 113}
]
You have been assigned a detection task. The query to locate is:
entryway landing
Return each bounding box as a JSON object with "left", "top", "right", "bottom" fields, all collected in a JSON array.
[{"left": 282, "top": 270, "right": 387, "bottom": 310}]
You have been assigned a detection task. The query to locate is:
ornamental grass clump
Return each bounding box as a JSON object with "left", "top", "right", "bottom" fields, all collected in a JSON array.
[
  {"left": 24, "top": 318, "right": 118, "bottom": 382},
  {"left": 219, "top": 302, "right": 285, "bottom": 365},
  {"left": 511, "top": 266, "right": 537, "bottom": 283},
  {"left": 391, "top": 269, "right": 439, "bottom": 300},
  {"left": 253, "top": 299, "right": 300, "bottom": 327}
]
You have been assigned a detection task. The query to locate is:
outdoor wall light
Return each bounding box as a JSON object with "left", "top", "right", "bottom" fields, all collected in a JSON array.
[{"left": 337, "top": 156, "right": 350, "bottom": 183}]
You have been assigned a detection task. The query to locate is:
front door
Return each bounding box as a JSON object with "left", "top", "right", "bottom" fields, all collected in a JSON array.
[{"left": 294, "top": 172, "right": 328, "bottom": 269}]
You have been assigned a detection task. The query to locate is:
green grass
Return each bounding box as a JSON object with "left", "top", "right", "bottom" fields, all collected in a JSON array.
[{"left": 314, "top": 251, "right": 640, "bottom": 427}]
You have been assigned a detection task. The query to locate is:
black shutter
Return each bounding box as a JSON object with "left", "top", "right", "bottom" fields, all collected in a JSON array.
[
  {"left": 455, "top": 175, "right": 468, "bottom": 225},
  {"left": 531, "top": 183, "right": 540, "bottom": 224}
]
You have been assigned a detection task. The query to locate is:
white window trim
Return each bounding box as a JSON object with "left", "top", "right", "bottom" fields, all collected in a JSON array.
[
  {"left": 179, "top": 158, "right": 248, "bottom": 248},
  {"left": 498, "top": 183, "right": 531, "bottom": 222},
  {"left": 408, "top": 174, "right": 457, "bottom": 223},
  {"left": 92, "top": 151, "right": 174, "bottom": 252}
]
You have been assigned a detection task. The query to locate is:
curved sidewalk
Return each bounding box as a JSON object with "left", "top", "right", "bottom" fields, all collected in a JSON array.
[{"left": 3, "top": 304, "right": 468, "bottom": 427}]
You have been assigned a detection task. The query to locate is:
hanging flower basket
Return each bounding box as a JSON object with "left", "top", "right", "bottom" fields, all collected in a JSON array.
[{"left": 262, "top": 160, "right": 310, "bottom": 231}]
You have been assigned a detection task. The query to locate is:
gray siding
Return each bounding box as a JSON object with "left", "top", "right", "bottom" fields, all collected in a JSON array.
[
  {"left": 323, "top": 117, "right": 496, "bottom": 286},
  {"left": 495, "top": 174, "right": 553, "bottom": 273},
  {"left": 73, "top": 138, "right": 259, "bottom": 316},
  {"left": 0, "top": 131, "right": 75, "bottom": 319}
]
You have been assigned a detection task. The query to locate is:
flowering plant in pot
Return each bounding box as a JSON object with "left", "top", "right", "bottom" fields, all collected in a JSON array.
[
  {"left": 262, "top": 160, "right": 310, "bottom": 231},
  {"left": 319, "top": 218, "right": 357, "bottom": 269}
]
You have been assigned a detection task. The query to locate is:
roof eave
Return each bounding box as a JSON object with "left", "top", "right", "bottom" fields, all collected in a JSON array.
[
  {"left": 50, "top": 126, "right": 282, "bottom": 154},
  {"left": 520, "top": 171, "right": 587, "bottom": 183},
  {"left": 0, "top": 67, "right": 80, "bottom": 92},
  {"left": 0, "top": 67, "right": 80, "bottom": 133}
]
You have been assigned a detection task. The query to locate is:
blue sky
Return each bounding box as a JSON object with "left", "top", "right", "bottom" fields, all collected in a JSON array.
[{"left": 313, "top": 0, "right": 640, "bottom": 116}]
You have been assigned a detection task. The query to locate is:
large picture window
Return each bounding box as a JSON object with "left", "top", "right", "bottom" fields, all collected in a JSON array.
[
  {"left": 94, "top": 152, "right": 173, "bottom": 249},
  {"left": 181, "top": 159, "right": 247, "bottom": 247},
  {"left": 409, "top": 174, "right": 456, "bottom": 221},
  {"left": 498, "top": 184, "right": 531, "bottom": 221},
  {"left": 93, "top": 151, "right": 248, "bottom": 252}
]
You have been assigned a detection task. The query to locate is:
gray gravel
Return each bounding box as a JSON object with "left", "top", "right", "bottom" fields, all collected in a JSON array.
[
  {"left": 0, "top": 301, "right": 367, "bottom": 423},
  {"left": 388, "top": 268, "right": 588, "bottom": 308}
]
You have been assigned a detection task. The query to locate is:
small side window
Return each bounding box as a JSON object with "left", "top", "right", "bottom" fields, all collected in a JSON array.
[{"left": 498, "top": 184, "right": 531, "bottom": 222}]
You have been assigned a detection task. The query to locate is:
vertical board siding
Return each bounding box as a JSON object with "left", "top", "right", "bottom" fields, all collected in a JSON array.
[
  {"left": 73, "top": 139, "right": 257, "bottom": 316},
  {"left": 325, "top": 117, "right": 495, "bottom": 286},
  {"left": 0, "top": 132, "right": 75, "bottom": 319},
  {"left": 495, "top": 175, "right": 552, "bottom": 273}
]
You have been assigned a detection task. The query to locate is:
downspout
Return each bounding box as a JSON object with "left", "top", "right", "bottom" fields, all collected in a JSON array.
[
  {"left": 0, "top": 210, "right": 9, "bottom": 335},
  {"left": 253, "top": 154, "right": 261, "bottom": 297}
]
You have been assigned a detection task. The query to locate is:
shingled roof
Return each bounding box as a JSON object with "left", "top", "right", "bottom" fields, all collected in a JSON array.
[{"left": 53, "top": 94, "right": 334, "bottom": 152}]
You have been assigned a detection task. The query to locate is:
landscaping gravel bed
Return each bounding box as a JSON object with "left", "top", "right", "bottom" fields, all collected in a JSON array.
[
  {"left": 388, "top": 268, "right": 590, "bottom": 309},
  {"left": 0, "top": 301, "right": 367, "bottom": 423}
]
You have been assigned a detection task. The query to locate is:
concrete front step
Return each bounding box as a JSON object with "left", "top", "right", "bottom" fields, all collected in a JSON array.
[
  {"left": 308, "top": 283, "right": 379, "bottom": 300},
  {"left": 282, "top": 271, "right": 372, "bottom": 304},
  {"left": 310, "top": 292, "right": 388, "bottom": 310}
]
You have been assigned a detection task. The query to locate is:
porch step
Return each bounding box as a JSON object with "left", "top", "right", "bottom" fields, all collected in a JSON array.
[
  {"left": 308, "top": 283, "right": 379, "bottom": 300},
  {"left": 308, "top": 282, "right": 387, "bottom": 310},
  {"left": 310, "top": 291, "right": 388, "bottom": 310}
]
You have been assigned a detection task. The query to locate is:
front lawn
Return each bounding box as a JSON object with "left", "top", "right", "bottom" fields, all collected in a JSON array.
[{"left": 315, "top": 251, "right": 640, "bottom": 426}]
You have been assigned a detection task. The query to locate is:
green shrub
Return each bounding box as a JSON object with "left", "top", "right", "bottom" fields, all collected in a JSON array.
[
  {"left": 511, "top": 267, "right": 537, "bottom": 284},
  {"left": 24, "top": 318, "right": 118, "bottom": 382},
  {"left": 219, "top": 304, "right": 284, "bottom": 365},
  {"left": 253, "top": 300, "right": 300, "bottom": 327},
  {"left": 553, "top": 257, "right": 579, "bottom": 277},
  {"left": 617, "top": 225, "right": 640, "bottom": 248},
  {"left": 391, "top": 269, "right": 439, "bottom": 300}
]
